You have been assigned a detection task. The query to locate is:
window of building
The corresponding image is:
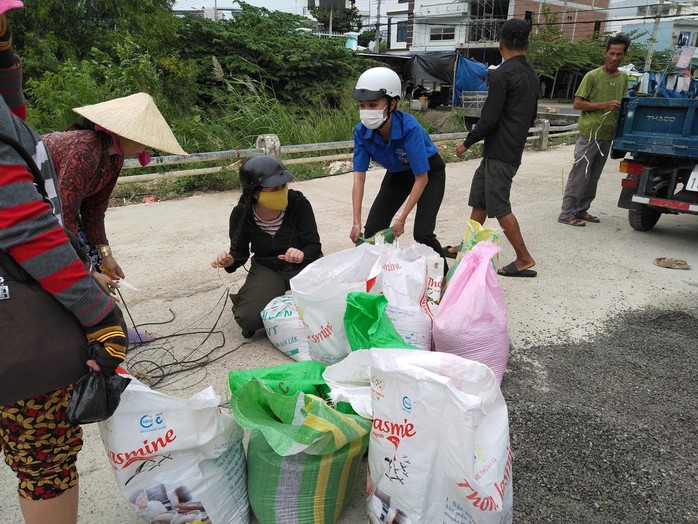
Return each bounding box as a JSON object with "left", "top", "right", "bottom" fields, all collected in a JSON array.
[
  {"left": 677, "top": 31, "right": 691, "bottom": 47},
  {"left": 649, "top": 4, "right": 671, "bottom": 16},
  {"left": 430, "top": 27, "right": 455, "bottom": 41},
  {"left": 396, "top": 21, "right": 408, "bottom": 42}
]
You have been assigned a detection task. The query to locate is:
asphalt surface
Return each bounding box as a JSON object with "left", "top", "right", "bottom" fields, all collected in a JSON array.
[
  {"left": 505, "top": 308, "right": 697, "bottom": 523},
  {"left": 1, "top": 142, "right": 696, "bottom": 523}
]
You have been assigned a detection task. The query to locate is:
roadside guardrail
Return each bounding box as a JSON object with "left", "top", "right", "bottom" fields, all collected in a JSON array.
[{"left": 119, "top": 120, "right": 578, "bottom": 184}]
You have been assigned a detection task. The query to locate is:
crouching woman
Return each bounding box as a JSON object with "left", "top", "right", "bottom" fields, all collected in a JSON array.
[{"left": 211, "top": 156, "right": 322, "bottom": 337}]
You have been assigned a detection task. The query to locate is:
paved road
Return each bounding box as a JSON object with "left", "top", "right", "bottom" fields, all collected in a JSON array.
[{"left": 1, "top": 143, "right": 696, "bottom": 523}]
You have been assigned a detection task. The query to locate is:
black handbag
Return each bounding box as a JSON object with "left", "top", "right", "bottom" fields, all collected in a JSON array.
[{"left": 0, "top": 132, "right": 91, "bottom": 405}]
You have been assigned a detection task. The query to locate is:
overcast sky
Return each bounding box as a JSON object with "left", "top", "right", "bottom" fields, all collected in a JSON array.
[
  {"left": 174, "top": 0, "right": 376, "bottom": 20},
  {"left": 174, "top": 0, "right": 305, "bottom": 16}
]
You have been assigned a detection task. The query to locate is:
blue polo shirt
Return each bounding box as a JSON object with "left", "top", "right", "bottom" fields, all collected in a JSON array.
[{"left": 353, "top": 110, "right": 438, "bottom": 175}]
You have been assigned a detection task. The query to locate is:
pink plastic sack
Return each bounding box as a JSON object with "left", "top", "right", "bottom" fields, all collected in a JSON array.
[{"left": 432, "top": 240, "right": 509, "bottom": 384}]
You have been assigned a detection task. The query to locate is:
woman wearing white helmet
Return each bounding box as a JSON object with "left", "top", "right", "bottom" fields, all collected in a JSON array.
[{"left": 350, "top": 67, "right": 447, "bottom": 260}]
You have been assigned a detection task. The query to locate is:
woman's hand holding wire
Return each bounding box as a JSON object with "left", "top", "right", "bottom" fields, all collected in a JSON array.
[
  {"left": 211, "top": 252, "right": 233, "bottom": 269},
  {"left": 102, "top": 255, "right": 125, "bottom": 279},
  {"left": 93, "top": 270, "right": 120, "bottom": 297},
  {"left": 278, "top": 247, "right": 304, "bottom": 264}
]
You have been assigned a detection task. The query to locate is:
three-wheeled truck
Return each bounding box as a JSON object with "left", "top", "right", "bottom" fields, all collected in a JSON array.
[{"left": 612, "top": 96, "right": 698, "bottom": 231}]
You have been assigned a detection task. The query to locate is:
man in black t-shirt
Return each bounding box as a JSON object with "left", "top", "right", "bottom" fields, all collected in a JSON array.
[{"left": 455, "top": 18, "right": 539, "bottom": 277}]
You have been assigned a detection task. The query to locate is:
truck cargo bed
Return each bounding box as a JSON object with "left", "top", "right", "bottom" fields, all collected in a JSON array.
[{"left": 612, "top": 97, "right": 698, "bottom": 160}]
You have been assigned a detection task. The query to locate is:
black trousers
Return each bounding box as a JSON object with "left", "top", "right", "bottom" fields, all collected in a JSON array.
[
  {"left": 364, "top": 153, "right": 446, "bottom": 257},
  {"left": 230, "top": 260, "right": 294, "bottom": 333}
]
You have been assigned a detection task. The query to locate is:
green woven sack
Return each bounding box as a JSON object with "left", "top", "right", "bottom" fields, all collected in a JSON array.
[{"left": 230, "top": 379, "right": 371, "bottom": 524}]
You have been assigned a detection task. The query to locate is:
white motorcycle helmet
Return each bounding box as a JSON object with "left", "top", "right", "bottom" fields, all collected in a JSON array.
[{"left": 353, "top": 67, "right": 402, "bottom": 101}]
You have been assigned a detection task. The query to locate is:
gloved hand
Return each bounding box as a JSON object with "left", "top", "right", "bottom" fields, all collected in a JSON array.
[{"left": 85, "top": 309, "right": 128, "bottom": 374}]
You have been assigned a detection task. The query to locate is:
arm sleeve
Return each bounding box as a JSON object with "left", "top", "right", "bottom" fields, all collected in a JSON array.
[
  {"left": 0, "top": 119, "right": 115, "bottom": 328},
  {"left": 574, "top": 72, "right": 594, "bottom": 100},
  {"left": 403, "top": 126, "right": 431, "bottom": 175},
  {"left": 55, "top": 141, "right": 103, "bottom": 237},
  {"left": 227, "top": 203, "right": 250, "bottom": 273},
  {"left": 464, "top": 70, "right": 507, "bottom": 148},
  {"left": 80, "top": 172, "right": 119, "bottom": 246},
  {"left": 295, "top": 196, "right": 322, "bottom": 264},
  {"left": 0, "top": 61, "right": 25, "bottom": 120},
  {"left": 353, "top": 126, "right": 371, "bottom": 172}
]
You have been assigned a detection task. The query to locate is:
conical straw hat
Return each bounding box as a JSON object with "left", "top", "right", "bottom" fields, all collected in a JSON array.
[{"left": 73, "top": 93, "right": 187, "bottom": 156}]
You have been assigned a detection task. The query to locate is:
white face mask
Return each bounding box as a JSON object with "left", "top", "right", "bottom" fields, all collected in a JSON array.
[{"left": 359, "top": 109, "right": 387, "bottom": 129}]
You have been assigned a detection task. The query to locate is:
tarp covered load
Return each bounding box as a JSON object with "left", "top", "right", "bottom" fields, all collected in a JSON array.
[{"left": 404, "top": 51, "right": 488, "bottom": 105}]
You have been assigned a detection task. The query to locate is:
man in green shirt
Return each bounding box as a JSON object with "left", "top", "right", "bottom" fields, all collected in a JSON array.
[{"left": 558, "top": 34, "right": 630, "bottom": 226}]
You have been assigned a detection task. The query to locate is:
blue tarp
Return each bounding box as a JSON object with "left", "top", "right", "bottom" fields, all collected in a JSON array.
[{"left": 453, "top": 56, "right": 488, "bottom": 105}]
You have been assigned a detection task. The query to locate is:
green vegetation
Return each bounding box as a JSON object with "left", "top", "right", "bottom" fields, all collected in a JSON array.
[{"left": 528, "top": 6, "right": 673, "bottom": 80}]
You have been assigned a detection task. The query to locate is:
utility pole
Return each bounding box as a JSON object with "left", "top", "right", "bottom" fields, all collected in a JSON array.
[
  {"left": 214, "top": 0, "right": 218, "bottom": 21},
  {"left": 644, "top": 0, "right": 665, "bottom": 71},
  {"left": 373, "top": 0, "right": 381, "bottom": 52},
  {"left": 329, "top": 7, "right": 333, "bottom": 35}
]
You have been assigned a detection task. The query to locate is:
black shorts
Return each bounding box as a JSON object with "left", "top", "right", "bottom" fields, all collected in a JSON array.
[{"left": 468, "top": 157, "right": 517, "bottom": 218}]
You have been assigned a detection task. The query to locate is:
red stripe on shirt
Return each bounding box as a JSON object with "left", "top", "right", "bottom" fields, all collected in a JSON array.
[
  {"left": 10, "top": 103, "right": 26, "bottom": 121},
  {"left": 7, "top": 226, "right": 72, "bottom": 264},
  {"left": 0, "top": 199, "right": 50, "bottom": 231},
  {"left": 0, "top": 163, "right": 33, "bottom": 185},
  {"left": 76, "top": 291, "right": 114, "bottom": 326},
  {"left": 37, "top": 259, "right": 90, "bottom": 295}
]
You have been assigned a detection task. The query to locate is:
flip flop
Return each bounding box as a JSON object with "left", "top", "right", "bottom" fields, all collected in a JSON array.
[
  {"left": 127, "top": 327, "right": 157, "bottom": 343},
  {"left": 558, "top": 217, "right": 585, "bottom": 227},
  {"left": 580, "top": 213, "right": 600, "bottom": 223},
  {"left": 443, "top": 245, "right": 457, "bottom": 259},
  {"left": 498, "top": 262, "right": 537, "bottom": 278}
]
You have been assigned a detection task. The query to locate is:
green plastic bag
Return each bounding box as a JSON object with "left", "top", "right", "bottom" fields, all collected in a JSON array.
[
  {"left": 343, "top": 292, "right": 416, "bottom": 351},
  {"left": 230, "top": 379, "right": 371, "bottom": 524},
  {"left": 355, "top": 227, "right": 395, "bottom": 245},
  {"left": 229, "top": 360, "right": 354, "bottom": 414},
  {"left": 229, "top": 360, "right": 328, "bottom": 398}
]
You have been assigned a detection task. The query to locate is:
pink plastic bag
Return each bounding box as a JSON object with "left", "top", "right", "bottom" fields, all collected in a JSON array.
[{"left": 432, "top": 240, "right": 509, "bottom": 384}]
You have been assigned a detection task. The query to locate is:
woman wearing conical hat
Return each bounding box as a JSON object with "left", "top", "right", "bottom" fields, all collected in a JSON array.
[{"left": 42, "top": 93, "right": 186, "bottom": 287}]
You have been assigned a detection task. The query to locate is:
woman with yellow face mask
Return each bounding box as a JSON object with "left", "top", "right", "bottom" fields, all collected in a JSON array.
[{"left": 211, "top": 155, "right": 322, "bottom": 338}]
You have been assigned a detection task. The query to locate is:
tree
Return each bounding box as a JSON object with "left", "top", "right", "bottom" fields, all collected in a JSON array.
[
  {"left": 177, "top": 4, "right": 364, "bottom": 107},
  {"left": 12, "top": 0, "right": 179, "bottom": 81},
  {"left": 307, "top": 4, "right": 362, "bottom": 34}
]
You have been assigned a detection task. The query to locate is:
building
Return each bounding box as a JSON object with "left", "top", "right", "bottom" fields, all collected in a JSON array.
[
  {"left": 374, "top": 0, "right": 609, "bottom": 59},
  {"left": 607, "top": 0, "right": 698, "bottom": 35}
]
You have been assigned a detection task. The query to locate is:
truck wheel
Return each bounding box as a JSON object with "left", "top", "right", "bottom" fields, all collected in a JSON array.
[{"left": 628, "top": 206, "right": 661, "bottom": 231}]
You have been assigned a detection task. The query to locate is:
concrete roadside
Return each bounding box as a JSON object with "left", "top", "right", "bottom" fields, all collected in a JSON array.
[{"left": 1, "top": 143, "right": 696, "bottom": 523}]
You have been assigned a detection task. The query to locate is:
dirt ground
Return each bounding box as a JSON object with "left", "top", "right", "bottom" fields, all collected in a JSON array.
[{"left": 1, "top": 143, "right": 696, "bottom": 523}]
